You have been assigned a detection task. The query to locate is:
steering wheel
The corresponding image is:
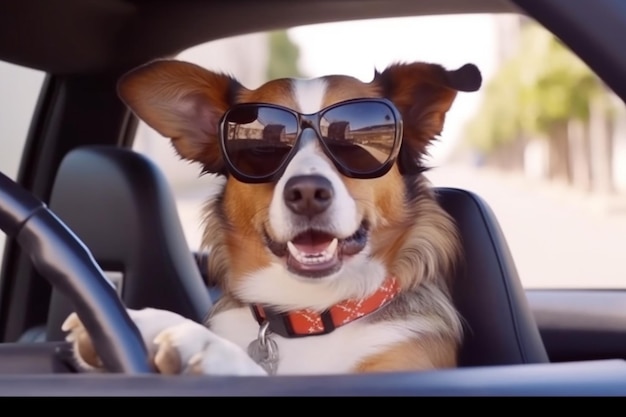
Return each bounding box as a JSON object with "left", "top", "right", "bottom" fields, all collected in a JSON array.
[{"left": 0, "top": 170, "right": 152, "bottom": 374}]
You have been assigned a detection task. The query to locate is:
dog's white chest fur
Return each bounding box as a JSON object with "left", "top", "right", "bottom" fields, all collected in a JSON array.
[{"left": 209, "top": 307, "right": 411, "bottom": 375}]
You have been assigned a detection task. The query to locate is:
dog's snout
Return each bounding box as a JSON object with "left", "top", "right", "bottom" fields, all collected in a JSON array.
[{"left": 283, "top": 175, "right": 334, "bottom": 217}]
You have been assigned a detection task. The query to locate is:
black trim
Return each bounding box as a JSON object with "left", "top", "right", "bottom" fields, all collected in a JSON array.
[
  {"left": 320, "top": 310, "right": 336, "bottom": 334},
  {"left": 251, "top": 305, "right": 336, "bottom": 338}
]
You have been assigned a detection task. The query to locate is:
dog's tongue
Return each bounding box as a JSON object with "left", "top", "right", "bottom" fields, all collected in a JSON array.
[
  {"left": 287, "top": 231, "right": 341, "bottom": 279},
  {"left": 291, "top": 231, "right": 335, "bottom": 254}
]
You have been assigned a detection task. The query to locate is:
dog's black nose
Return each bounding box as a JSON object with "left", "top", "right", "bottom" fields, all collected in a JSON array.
[{"left": 283, "top": 175, "right": 334, "bottom": 217}]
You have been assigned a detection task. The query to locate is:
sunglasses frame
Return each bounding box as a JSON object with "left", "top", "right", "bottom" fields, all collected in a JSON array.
[{"left": 218, "top": 98, "right": 404, "bottom": 184}]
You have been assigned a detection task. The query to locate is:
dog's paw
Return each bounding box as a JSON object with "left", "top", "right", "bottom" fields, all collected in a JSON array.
[
  {"left": 153, "top": 320, "right": 267, "bottom": 376},
  {"left": 62, "top": 308, "right": 191, "bottom": 372},
  {"left": 62, "top": 312, "right": 104, "bottom": 371}
]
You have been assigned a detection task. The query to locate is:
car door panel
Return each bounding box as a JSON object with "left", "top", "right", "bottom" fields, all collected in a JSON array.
[{"left": 527, "top": 290, "right": 626, "bottom": 362}]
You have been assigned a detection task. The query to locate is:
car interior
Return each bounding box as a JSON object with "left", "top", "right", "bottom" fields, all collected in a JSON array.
[{"left": 1, "top": 0, "right": 626, "bottom": 395}]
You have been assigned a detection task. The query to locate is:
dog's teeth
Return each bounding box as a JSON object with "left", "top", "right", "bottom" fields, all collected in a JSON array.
[
  {"left": 286, "top": 241, "right": 311, "bottom": 265},
  {"left": 324, "top": 238, "right": 338, "bottom": 257},
  {"left": 287, "top": 241, "right": 300, "bottom": 259},
  {"left": 287, "top": 238, "right": 339, "bottom": 265}
]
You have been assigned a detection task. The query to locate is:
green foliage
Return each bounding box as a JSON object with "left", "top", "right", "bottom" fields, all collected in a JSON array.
[
  {"left": 465, "top": 22, "right": 605, "bottom": 153},
  {"left": 266, "top": 31, "right": 303, "bottom": 80}
]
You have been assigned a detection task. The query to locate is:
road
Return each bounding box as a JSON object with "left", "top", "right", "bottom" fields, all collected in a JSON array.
[
  {"left": 175, "top": 165, "right": 626, "bottom": 289},
  {"left": 425, "top": 165, "right": 626, "bottom": 289}
]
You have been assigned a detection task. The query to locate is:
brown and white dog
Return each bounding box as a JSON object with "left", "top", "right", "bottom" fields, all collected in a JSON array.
[{"left": 63, "top": 59, "right": 481, "bottom": 375}]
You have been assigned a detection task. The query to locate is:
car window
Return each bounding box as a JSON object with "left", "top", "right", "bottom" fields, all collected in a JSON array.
[
  {"left": 0, "top": 61, "right": 46, "bottom": 280},
  {"left": 132, "top": 32, "right": 269, "bottom": 252},
  {"left": 131, "top": 14, "right": 626, "bottom": 290}
]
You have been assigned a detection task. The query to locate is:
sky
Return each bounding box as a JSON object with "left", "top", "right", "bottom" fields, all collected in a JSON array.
[{"left": 287, "top": 15, "right": 501, "bottom": 164}]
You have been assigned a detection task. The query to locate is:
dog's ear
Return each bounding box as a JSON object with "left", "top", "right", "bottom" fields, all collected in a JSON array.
[
  {"left": 374, "top": 62, "right": 481, "bottom": 173},
  {"left": 118, "top": 59, "right": 244, "bottom": 174}
]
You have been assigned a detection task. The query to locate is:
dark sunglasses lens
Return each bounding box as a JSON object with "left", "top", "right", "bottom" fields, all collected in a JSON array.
[
  {"left": 223, "top": 106, "right": 299, "bottom": 178},
  {"left": 321, "top": 101, "right": 397, "bottom": 174}
]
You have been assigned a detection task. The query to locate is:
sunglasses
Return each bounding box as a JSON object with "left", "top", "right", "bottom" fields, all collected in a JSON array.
[{"left": 218, "top": 98, "right": 403, "bottom": 183}]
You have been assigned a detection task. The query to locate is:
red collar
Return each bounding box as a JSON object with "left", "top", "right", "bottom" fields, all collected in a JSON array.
[{"left": 250, "top": 277, "right": 401, "bottom": 338}]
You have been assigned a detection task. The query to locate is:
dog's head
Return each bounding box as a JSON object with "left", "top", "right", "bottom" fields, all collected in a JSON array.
[{"left": 118, "top": 60, "right": 481, "bottom": 310}]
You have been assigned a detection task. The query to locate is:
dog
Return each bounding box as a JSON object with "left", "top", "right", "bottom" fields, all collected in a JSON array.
[{"left": 62, "top": 58, "right": 482, "bottom": 375}]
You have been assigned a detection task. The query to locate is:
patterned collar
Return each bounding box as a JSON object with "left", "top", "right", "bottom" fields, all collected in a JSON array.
[{"left": 250, "top": 277, "right": 401, "bottom": 338}]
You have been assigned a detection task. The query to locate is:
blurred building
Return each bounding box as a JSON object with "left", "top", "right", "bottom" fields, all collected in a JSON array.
[
  {"left": 493, "top": 14, "right": 526, "bottom": 63},
  {"left": 611, "top": 97, "right": 626, "bottom": 192}
]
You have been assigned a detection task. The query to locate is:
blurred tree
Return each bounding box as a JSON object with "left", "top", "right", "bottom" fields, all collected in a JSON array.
[
  {"left": 465, "top": 22, "right": 615, "bottom": 191},
  {"left": 266, "top": 31, "right": 304, "bottom": 80},
  {"left": 466, "top": 56, "right": 523, "bottom": 153}
]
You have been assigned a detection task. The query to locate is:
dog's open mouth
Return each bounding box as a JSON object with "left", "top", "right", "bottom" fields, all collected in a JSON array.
[{"left": 266, "top": 222, "right": 369, "bottom": 279}]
